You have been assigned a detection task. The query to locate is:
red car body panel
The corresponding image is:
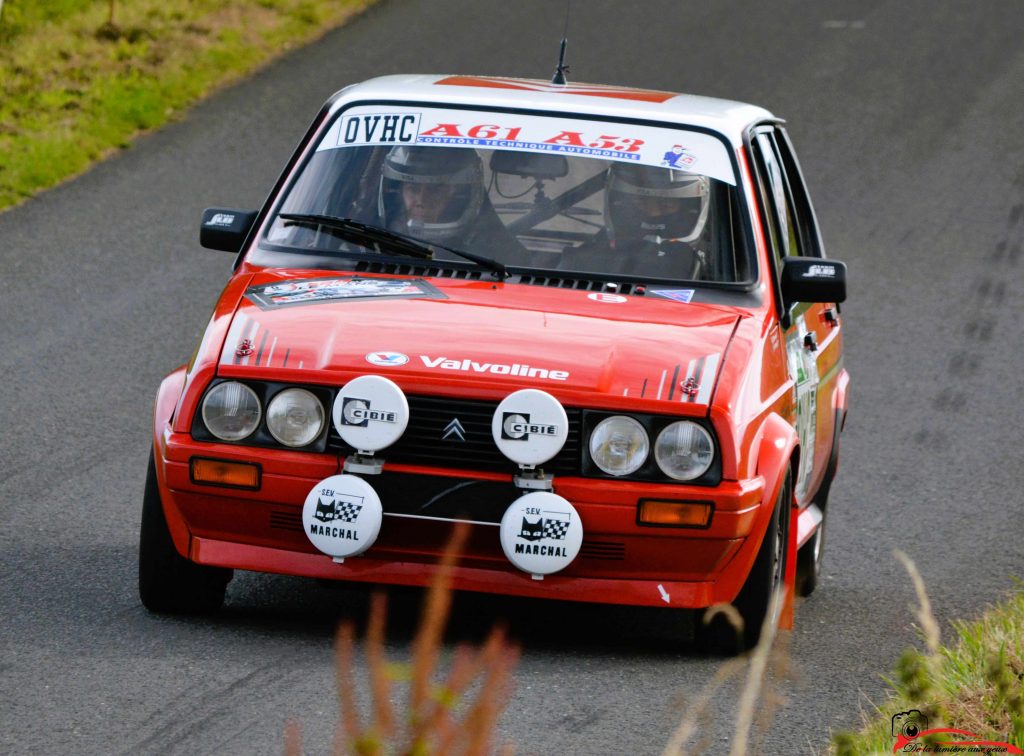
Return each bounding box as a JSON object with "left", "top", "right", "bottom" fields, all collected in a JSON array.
[{"left": 152, "top": 262, "right": 827, "bottom": 610}]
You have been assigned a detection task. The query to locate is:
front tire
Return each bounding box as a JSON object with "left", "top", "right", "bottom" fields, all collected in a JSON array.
[
  {"left": 798, "top": 412, "right": 841, "bottom": 596},
  {"left": 139, "top": 451, "right": 231, "bottom": 614},
  {"left": 696, "top": 471, "right": 791, "bottom": 655},
  {"left": 796, "top": 506, "right": 826, "bottom": 597}
]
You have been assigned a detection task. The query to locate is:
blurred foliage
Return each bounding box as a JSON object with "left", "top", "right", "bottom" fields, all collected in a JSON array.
[{"left": 285, "top": 524, "right": 519, "bottom": 756}]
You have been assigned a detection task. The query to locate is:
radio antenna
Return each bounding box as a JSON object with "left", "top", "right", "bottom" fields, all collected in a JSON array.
[{"left": 551, "top": 0, "right": 571, "bottom": 85}]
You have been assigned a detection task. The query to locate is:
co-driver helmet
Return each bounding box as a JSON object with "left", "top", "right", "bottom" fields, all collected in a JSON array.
[{"left": 605, "top": 163, "right": 710, "bottom": 246}]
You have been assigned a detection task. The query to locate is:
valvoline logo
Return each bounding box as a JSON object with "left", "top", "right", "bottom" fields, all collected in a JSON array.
[
  {"left": 365, "top": 352, "right": 409, "bottom": 367},
  {"left": 364, "top": 352, "right": 571, "bottom": 381},
  {"left": 419, "top": 355, "right": 569, "bottom": 381}
]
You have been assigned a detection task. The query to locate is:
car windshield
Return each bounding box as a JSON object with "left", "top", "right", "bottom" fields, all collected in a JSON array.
[{"left": 257, "top": 105, "right": 752, "bottom": 284}]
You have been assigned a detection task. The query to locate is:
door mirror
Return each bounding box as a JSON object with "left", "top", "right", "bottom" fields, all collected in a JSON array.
[
  {"left": 200, "top": 208, "right": 258, "bottom": 253},
  {"left": 780, "top": 256, "right": 847, "bottom": 305}
]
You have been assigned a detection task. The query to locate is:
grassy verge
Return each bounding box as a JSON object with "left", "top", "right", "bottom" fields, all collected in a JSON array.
[
  {"left": 832, "top": 561, "right": 1023, "bottom": 755},
  {"left": 0, "top": 0, "right": 373, "bottom": 211}
]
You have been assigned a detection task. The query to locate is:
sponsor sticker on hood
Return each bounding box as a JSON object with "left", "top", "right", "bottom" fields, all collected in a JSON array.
[
  {"left": 246, "top": 277, "right": 445, "bottom": 309},
  {"left": 419, "top": 354, "right": 569, "bottom": 381},
  {"left": 650, "top": 288, "right": 696, "bottom": 303}
]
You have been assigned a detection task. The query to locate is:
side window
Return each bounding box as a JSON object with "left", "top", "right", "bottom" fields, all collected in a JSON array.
[
  {"left": 773, "top": 127, "right": 824, "bottom": 258},
  {"left": 755, "top": 132, "right": 803, "bottom": 259},
  {"left": 749, "top": 138, "right": 783, "bottom": 266}
]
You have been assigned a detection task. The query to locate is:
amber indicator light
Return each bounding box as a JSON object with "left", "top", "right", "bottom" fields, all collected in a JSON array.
[
  {"left": 637, "top": 499, "right": 713, "bottom": 528},
  {"left": 190, "top": 457, "right": 261, "bottom": 490}
]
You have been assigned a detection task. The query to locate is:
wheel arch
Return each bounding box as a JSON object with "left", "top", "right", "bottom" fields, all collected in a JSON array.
[
  {"left": 712, "top": 412, "right": 798, "bottom": 605},
  {"left": 753, "top": 413, "right": 800, "bottom": 628},
  {"left": 151, "top": 367, "right": 191, "bottom": 557}
]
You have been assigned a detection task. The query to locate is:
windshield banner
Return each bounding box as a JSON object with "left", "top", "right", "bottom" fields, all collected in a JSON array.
[{"left": 317, "top": 105, "right": 736, "bottom": 185}]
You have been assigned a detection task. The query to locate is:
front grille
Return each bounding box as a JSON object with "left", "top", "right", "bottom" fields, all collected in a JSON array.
[
  {"left": 579, "top": 540, "right": 626, "bottom": 561},
  {"left": 329, "top": 394, "right": 582, "bottom": 475},
  {"left": 270, "top": 509, "right": 303, "bottom": 532}
]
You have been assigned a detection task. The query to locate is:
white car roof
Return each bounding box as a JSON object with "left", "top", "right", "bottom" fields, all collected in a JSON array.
[{"left": 330, "top": 75, "right": 777, "bottom": 147}]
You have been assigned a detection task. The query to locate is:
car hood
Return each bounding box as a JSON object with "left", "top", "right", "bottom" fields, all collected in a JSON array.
[{"left": 217, "top": 271, "right": 741, "bottom": 409}]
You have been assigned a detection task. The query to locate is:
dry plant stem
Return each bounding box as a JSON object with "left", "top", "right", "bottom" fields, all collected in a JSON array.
[
  {"left": 284, "top": 719, "right": 303, "bottom": 756},
  {"left": 703, "top": 602, "right": 744, "bottom": 639},
  {"left": 662, "top": 657, "right": 746, "bottom": 755},
  {"left": 365, "top": 592, "right": 394, "bottom": 739},
  {"left": 461, "top": 642, "right": 519, "bottom": 756},
  {"left": 751, "top": 686, "right": 786, "bottom": 755},
  {"left": 335, "top": 622, "right": 362, "bottom": 752},
  {"left": 750, "top": 632, "right": 793, "bottom": 754},
  {"left": 435, "top": 629, "right": 517, "bottom": 755},
  {"left": 894, "top": 549, "right": 941, "bottom": 653},
  {"left": 730, "top": 588, "right": 784, "bottom": 756},
  {"left": 317, "top": 521, "right": 517, "bottom": 754},
  {"left": 424, "top": 643, "right": 477, "bottom": 743},
  {"left": 433, "top": 645, "right": 482, "bottom": 752},
  {"left": 409, "top": 522, "right": 470, "bottom": 740}
]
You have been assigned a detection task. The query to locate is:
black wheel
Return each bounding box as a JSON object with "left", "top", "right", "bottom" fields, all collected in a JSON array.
[
  {"left": 796, "top": 505, "right": 826, "bottom": 597},
  {"left": 695, "top": 471, "right": 791, "bottom": 655},
  {"left": 139, "top": 451, "right": 231, "bottom": 614}
]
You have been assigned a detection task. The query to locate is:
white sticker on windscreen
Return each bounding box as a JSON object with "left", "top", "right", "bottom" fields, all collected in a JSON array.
[{"left": 317, "top": 106, "right": 736, "bottom": 185}]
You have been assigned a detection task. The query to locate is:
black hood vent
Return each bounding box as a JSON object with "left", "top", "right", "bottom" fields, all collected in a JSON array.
[
  {"left": 354, "top": 260, "right": 486, "bottom": 279},
  {"left": 353, "top": 260, "right": 641, "bottom": 294}
]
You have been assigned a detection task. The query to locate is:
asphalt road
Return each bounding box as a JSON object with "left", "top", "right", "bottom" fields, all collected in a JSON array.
[{"left": 2, "top": 1, "right": 1023, "bottom": 753}]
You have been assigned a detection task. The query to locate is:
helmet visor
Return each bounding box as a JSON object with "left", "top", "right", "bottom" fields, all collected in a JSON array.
[
  {"left": 380, "top": 147, "right": 483, "bottom": 241},
  {"left": 607, "top": 170, "right": 710, "bottom": 244}
]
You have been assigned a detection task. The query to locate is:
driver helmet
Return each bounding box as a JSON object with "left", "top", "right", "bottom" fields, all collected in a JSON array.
[
  {"left": 605, "top": 163, "right": 710, "bottom": 246},
  {"left": 379, "top": 146, "right": 484, "bottom": 243}
]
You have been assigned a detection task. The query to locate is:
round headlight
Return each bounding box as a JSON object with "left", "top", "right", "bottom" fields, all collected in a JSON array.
[
  {"left": 202, "top": 382, "right": 262, "bottom": 441},
  {"left": 267, "top": 388, "right": 325, "bottom": 447},
  {"left": 654, "top": 421, "right": 714, "bottom": 480},
  {"left": 589, "top": 416, "right": 649, "bottom": 476}
]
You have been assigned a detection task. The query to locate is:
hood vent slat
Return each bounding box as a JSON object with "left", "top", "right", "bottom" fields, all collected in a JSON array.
[{"left": 353, "top": 260, "right": 639, "bottom": 294}]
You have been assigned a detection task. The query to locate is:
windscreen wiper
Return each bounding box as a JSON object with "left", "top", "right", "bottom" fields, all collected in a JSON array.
[{"left": 278, "top": 213, "right": 507, "bottom": 280}]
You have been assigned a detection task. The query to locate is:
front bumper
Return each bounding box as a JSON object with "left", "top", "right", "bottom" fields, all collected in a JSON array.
[{"left": 157, "top": 431, "right": 768, "bottom": 609}]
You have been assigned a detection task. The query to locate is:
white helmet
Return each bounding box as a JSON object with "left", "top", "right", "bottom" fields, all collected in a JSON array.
[
  {"left": 379, "top": 146, "right": 484, "bottom": 243},
  {"left": 605, "top": 164, "right": 710, "bottom": 246}
]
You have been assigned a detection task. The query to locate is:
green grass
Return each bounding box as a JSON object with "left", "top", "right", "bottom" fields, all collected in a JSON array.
[
  {"left": 832, "top": 584, "right": 1024, "bottom": 755},
  {"left": 0, "top": 0, "right": 373, "bottom": 211}
]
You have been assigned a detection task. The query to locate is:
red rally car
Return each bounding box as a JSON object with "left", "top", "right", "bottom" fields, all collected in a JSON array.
[{"left": 140, "top": 74, "right": 848, "bottom": 653}]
